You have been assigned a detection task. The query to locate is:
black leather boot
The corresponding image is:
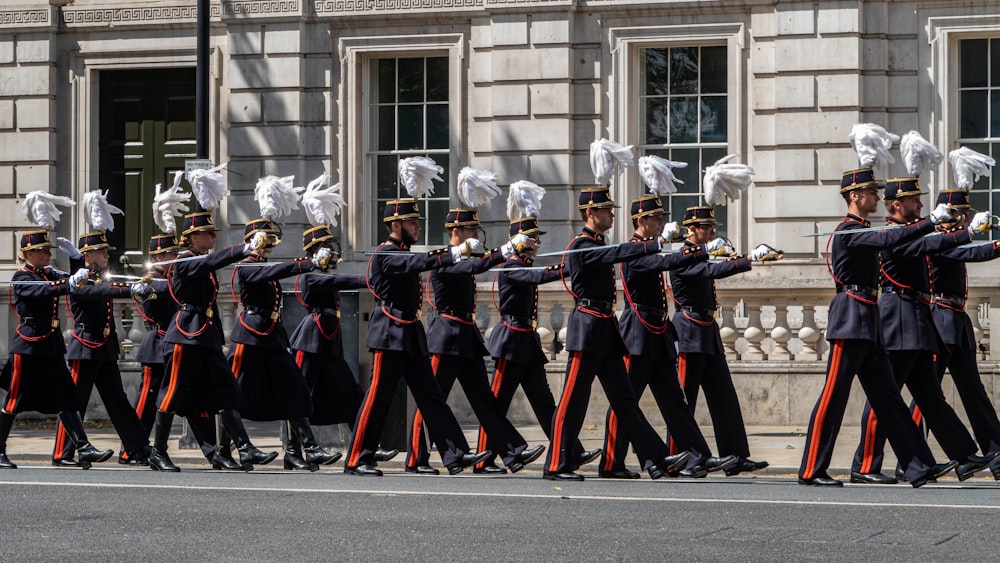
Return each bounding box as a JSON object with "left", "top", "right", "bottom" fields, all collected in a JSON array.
[
  {"left": 220, "top": 409, "right": 277, "bottom": 466},
  {"left": 58, "top": 411, "right": 113, "bottom": 469},
  {"left": 209, "top": 447, "right": 251, "bottom": 471},
  {"left": 147, "top": 412, "right": 180, "bottom": 472},
  {"left": 284, "top": 422, "right": 319, "bottom": 471},
  {"left": 291, "top": 418, "right": 341, "bottom": 466},
  {"left": 0, "top": 411, "right": 17, "bottom": 469}
]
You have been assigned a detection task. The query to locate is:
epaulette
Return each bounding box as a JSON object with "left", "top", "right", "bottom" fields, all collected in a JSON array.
[
  {"left": 427, "top": 247, "right": 449, "bottom": 257},
  {"left": 545, "top": 264, "right": 562, "bottom": 271},
  {"left": 682, "top": 245, "right": 703, "bottom": 255},
  {"left": 109, "top": 281, "right": 131, "bottom": 289}
]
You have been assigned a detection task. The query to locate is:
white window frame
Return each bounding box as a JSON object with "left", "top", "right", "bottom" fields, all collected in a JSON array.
[
  {"left": 607, "top": 23, "right": 745, "bottom": 244},
  {"left": 339, "top": 34, "right": 465, "bottom": 252}
]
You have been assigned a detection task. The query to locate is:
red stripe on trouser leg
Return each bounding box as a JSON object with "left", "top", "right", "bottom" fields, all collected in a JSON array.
[
  {"left": 159, "top": 344, "right": 185, "bottom": 412},
  {"left": 230, "top": 343, "right": 245, "bottom": 380},
  {"left": 803, "top": 340, "right": 843, "bottom": 479},
  {"left": 547, "top": 351, "right": 582, "bottom": 473},
  {"left": 406, "top": 354, "right": 443, "bottom": 468},
  {"left": 912, "top": 405, "right": 923, "bottom": 427},
  {"left": 670, "top": 354, "right": 690, "bottom": 456},
  {"left": 53, "top": 360, "right": 82, "bottom": 460},
  {"left": 3, "top": 354, "right": 22, "bottom": 413},
  {"left": 603, "top": 412, "right": 619, "bottom": 471},
  {"left": 476, "top": 359, "right": 506, "bottom": 469},
  {"left": 347, "top": 350, "right": 383, "bottom": 467},
  {"left": 859, "top": 408, "right": 879, "bottom": 474},
  {"left": 294, "top": 349, "right": 305, "bottom": 369}
]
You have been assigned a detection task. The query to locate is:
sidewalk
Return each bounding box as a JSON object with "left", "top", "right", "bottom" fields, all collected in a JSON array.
[{"left": 0, "top": 419, "right": 963, "bottom": 480}]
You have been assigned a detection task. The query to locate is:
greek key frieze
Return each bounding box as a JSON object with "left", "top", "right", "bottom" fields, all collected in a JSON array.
[
  {"left": 0, "top": 9, "right": 50, "bottom": 28},
  {"left": 222, "top": 1, "right": 300, "bottom": 16},
  {"left": 314, "top": 0, "right": 481, "bottom": 14}
]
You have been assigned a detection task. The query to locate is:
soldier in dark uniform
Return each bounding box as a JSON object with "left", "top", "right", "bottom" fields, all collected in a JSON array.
[
  {"left": 344, "top": 199, "right": 491, "bottom": 476},
  {"left": 158, "top": 211, "right": 277, "bottom": 470},
  {"left": 798, "top": 168, "right": 959, "bottom": 487},
  {"left": 543, "top": 187, "right": 691, "bottom": 481},
  {"left": 404, "top": 208, "right": 544, "bottom": 475},
  {"left": 290, "top": 227, "right": 399, "bottom": 464},
  {"left": 0, "top": 225, "right": 116, "bottom": 469},
  {"left": 667, "top": 205, "right": 770, "bottom": 475},
  {"left": 600, "top": 196, "right": 737, "bottom": 479},
  {"left": 921, "top": 190, "right": 1000, "bottom": 479},
  {"left": 850, "top": 179, "right": 998, "bottom": 483},
  {"left": 227, "top": 218, "right": 340, "bottom": 471},
  {"left": 50, "top": 229, "right": 171, "bottom": 470}
]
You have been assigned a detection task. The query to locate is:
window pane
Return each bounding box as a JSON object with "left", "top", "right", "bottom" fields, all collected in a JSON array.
[
  {"left": 703, "top": 147, "right": 729, "bottom": 169},
  {"left": 645, "top": 48, "right": 668, "bottom": 96},
  {"left": 397, "top": 105, "right": 424, "bottom": 150},
  {"left": 670, "top": 147, "right": 700, "bottom": 189},
  {"left": 670, "top": 47, "right": 699, "bottom": 95},
  {"left": 966, "top": 142, "right": 991, "bottom": 190},
  {"left": 377, "top": 59, "right": 396, "bottom": 103},
  {"left": 426, "top": 201, "right": 449, "bottom": 245},
  {"left": 700, "top": 46, "right": 727, "bottom": 94},
  {"left": 426, "top": 57, "right": 449, "bottom": 102},
  {"left": 992, "top": 91, "right": 1000, "bottom": 138},
  {"left": 436, "top": 160, "right": 450, "bottom": 198},
  {"left": 645, "top": 98, "right": 669, "bottom": 144},
  {"left": 961, "top": 90, "right": 988, "bottom": 138},
  {"left": 700, "top": 96, "right": 727, "bottom": 142},
  {"left": 970, "top": 189, "right": 990, "bottom": 211},
  {"left": 426, "top": 104, "right": 449, "bottom": 149},
  {"left": 670, "top": 97, "right": 698, "bottom": 143},
  {"left": 993, "top": 39, "right": 1000, "bottom": 88},
  {"left": 377, "top": 155, "right": 399, "bottom": 199},
  {"left": 397, "top": 58, "right": 424, "bottom": 103},
  {"left": 377, "top": 106, "right": 395, "bottom": 150},
  {"left": 961, "top": 39, "right": 988, "bottom": 88}
]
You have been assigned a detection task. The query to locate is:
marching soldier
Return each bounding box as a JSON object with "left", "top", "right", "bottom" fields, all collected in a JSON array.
[
  {"left": 666, "top": 205, "right": 771, "bottom": 475},
  {"left": 404, "top": 202, "right": 544, "bottom": 475},
  {"left": 850, "top": 178, "right": 999, "bottom": 483},
  {"left": 798, "top": 167, "right": 959, "bottom": 487},
  {"left": 0, "top": 192, "right": 116, "bottom": 469},
  {"left": 600, "top": 195, "right": 737, "bottom": 479},
  {"left": 344, "top": 194, "right": 491, "bottom": 476}
]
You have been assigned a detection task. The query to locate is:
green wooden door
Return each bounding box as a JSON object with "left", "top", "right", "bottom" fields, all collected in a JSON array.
[{"left": 99, "top": 68, "right": 196, "bottom": 263}]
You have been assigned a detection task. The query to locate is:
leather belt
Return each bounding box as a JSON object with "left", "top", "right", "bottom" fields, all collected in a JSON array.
[
  {"left": 439, "top": 308, "right": 475, "bottom": 322},
  {"left": 501, "top": 314, "right": 537, "bottom": 329},
  {"left": 680, "top": 306, "right": 717, "bottom": 319},
  {"left": 632, "top": 303, "right": 668, "bottom": 322},
  {"left": 836, "top": 284, "right": 878, "bottom": 301},
  {"left": 178, "top": 303, "right": 214, "bottom": 318},
  {"left": 575, "top": 298, "right": 614, "bottom": 314},
  {"left": 309, "top": 307, "right": 341, "bottom": 318},
  {"left": 75, "top": 323, "right": 110, "bottom": 337},
  {"left": 244, "top": 304, "right": 280, "bottom": 321},
  {"left": 20, "top": 317, "right": 59, "bottom": 329},
  {"left": 931, "top": 293, "right": 966, "bottom": 308},
  {"left": 882, "top": 286, "right": 931, "bottom": 302},
  {"left": 375, "top": 300, "right": 420, "bottom": 321}
]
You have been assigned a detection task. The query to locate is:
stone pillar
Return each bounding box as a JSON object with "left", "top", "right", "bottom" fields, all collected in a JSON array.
[
  {"left": 769, "top": 302, "right": 792, "bottom": 360},
  {"left": 742, "top": 298, "right": 766, "bottom": 360},
  {"left": 719, "top": 302, "right": 739, "bottom": 362},
  {"left": 796, "top": 302, "right": 821, "bottom": 361}
]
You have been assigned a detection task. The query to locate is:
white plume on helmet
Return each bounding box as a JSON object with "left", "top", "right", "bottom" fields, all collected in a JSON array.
[
  {"left": 152, "top": 171, "right": 191, "bottom": 235},
  {"left": 849, "top": 123, "right": 900, "bottom": 171},
  {"left": 185, "top": 162, "right": 229, "bottom": 211},
  {"left": 83, "top": 189, "right": 124, "bottom": 232},
  {"left": 949, "top": 146, "right": 996, "bottom": 191},
  {"left": 703, "top": 154, "right": 754, "bottom": 207},
  {"left": 590, "top": 138, "right": 635, "bottom": 186},
  {"left": 507, "top": 180, "right": 545, "bottom": 222},
  {"left": 458, "top": 167, "right": 502, "bottom": 208},
  {"left": 301, "top": 171, "right": 347, "bottom": 228},
  {"left": 899, "top": 131, "right": 943, "bottom": 177},
  {"left": 255, "top": 175, "right": 303, "bottom": 222},
  {"left": 398, "top": 156, "right": 443, "bottom": 199},
  {"left": 19, "top": 191, "right": 75, "bottom": 229},
  {"left": 638, "top": 155, "right": 686, "bottom": 196}
]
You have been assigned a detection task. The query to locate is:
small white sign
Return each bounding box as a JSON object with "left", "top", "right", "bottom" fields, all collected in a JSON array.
[{"left": 185, "top": 159, "right": 213, "bottom": 173}]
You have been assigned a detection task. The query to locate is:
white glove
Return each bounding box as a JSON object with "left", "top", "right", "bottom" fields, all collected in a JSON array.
[
  {"left": 450, "top": 245, "right": 470, "bottom": 261},
  {"left": 750, "top": 244, "right": 771, "bottom": 261},
  {"left": 244, "top": 231, "right": 269, "bottom": 255},
  {"left": 69, "top": 267, "right": 89, "bottom": 287},
  {"left": 463, "top": 237, "right": 483, "bottom": 256},
  {"left": 929, "top": 203, "right": 956, "bottom": 225},
  {"left": 501, "top": 234, "right": 531, "bottom": 258},
  {"left": 969, "top": 211, "right": 991, "bottom": 234},
  {"left": 663, "top": 222, "right": 683, "bottom": 242},
  {"left": 130, "top": 282, "right": 153, "bottom": 298},
  {"left": 312, "top": 247, "right": 333, "bottom": 270},
  {"left": 705, "top": 238, "right": 727, "bottom": 253},
  {"left": 55, "top": 236, "right": 83, "bottom": 260}
]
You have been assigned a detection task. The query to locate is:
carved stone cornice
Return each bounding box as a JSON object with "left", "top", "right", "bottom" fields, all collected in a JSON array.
[
  {"left": 62, "top": 4, "right": 220, "bottom": 27},
  {"left": 313, "top": 0, "right": 479, "bottom": 14},
  {"left": 0, "top": 7, "right": 52, "bottom": 29},
  {"left": 221, "top": 0, "right": 301, "bottom": 18}
]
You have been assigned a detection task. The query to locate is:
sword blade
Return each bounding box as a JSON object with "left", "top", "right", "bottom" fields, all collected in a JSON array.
[
  {"left": 154, "top": 254, "right": 209, "bottom": 266},
  {"left": 802, "top": 224, "right": 901, "bottom": 237}
]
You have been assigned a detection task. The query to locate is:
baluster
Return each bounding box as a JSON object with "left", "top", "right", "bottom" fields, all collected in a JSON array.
[
  {"left": 968, "top": 296, "right": 987, "bottom": 360},
  {"left": 742, "top": 298, "right": 766, "bottom": 360},
  {"left": 718, "top": 302, "right": 739, "bottom": 362},
  {"left": 769, "top": 301, "right": 792, "bottom": 361},
  {"left": 796, "top": 302, "right": 821, "bottom": 361}
]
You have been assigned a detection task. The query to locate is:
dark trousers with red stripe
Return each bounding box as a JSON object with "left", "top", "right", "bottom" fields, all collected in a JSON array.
[
  {"left": 544, "top": 350, "right": 667, "bottom": 474},
  {"left": 406, "top": 354, "right": 527, "bottom": 468},
  {"left": 852, "top": 349, "right": 978, "bottom": 473},
  {"left": 53, "top": 359, "right": 148, "bottom": 460},
  {"left": 670, "top": 352, "right": 750, "bottom": 459},
  {"left": 475, "top": 358, "right": 586, "bottom": 469},
  {"left": 346, "top": 349, "right": 469, "bottom": 469},
  {"left": 602, "top": 355, "right": 712, "bottom": 473},
  {"left": 799, "top": 340, "right": 938, "bottom": 482},
  {"left": 916, "top": 347, "right": 1000, "bottom": 455},
  {"left": 135, "top": 364, "right": 165, "bottom": 437}
]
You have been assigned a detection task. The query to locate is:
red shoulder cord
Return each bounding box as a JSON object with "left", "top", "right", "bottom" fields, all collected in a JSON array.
[
  {"left": 231, "top": 262, "right": 278, "bottom": 337},
  {"left": 11, "top": 266, "right": 57, "bottom": 343},
  {"left": 491, "top": 258, "right": 536, "bottom": 333},
  {"left": 63, "top": 272, "right": 113, "bottom": 349},
  {"left": 619, "top": 262, "right": 668, "bottom": 334},
  {"left": 825, "top": 217, "right": 878, "bottom": 306},
  {"left": 561, "top": 232, "right": 614, "bottom": 319},
  {"left": 294, "top": 274, "right": 339, "bottom": 341},
  {"left": 665, "top": 249, "right": 718, "bottom": 328},
  {"left": 167, "top": 261, "right": 217, "bottom": 338},
  {"left": 365, "top": 243, "right": 419, "bottom": 325}
]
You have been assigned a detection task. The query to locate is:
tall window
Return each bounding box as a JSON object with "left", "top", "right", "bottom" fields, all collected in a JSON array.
[
  {"left": 369, "top": 56, "right": 450, "bottom": 245},
  {"left": 638, "top": 45, "right": 728, "bottom": 237},
  {"left": 958, "top": 38, "right": 1000, "bottom": 231}
]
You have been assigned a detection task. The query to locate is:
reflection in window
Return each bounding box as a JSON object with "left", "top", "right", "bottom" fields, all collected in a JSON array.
[
  {"left": 369, "top": 56, "right": 450, "bottom": 245},
  {"left": 639, "top": 45, "right": 728, "bottom": 236},
  {"left": 958, "top": 39, "right": 1000, "bottom": 239}
]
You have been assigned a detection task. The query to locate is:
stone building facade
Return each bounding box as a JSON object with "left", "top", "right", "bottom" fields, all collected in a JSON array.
[{"left": 2, "top": 0, "right": 1000, "bottom": 427}]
